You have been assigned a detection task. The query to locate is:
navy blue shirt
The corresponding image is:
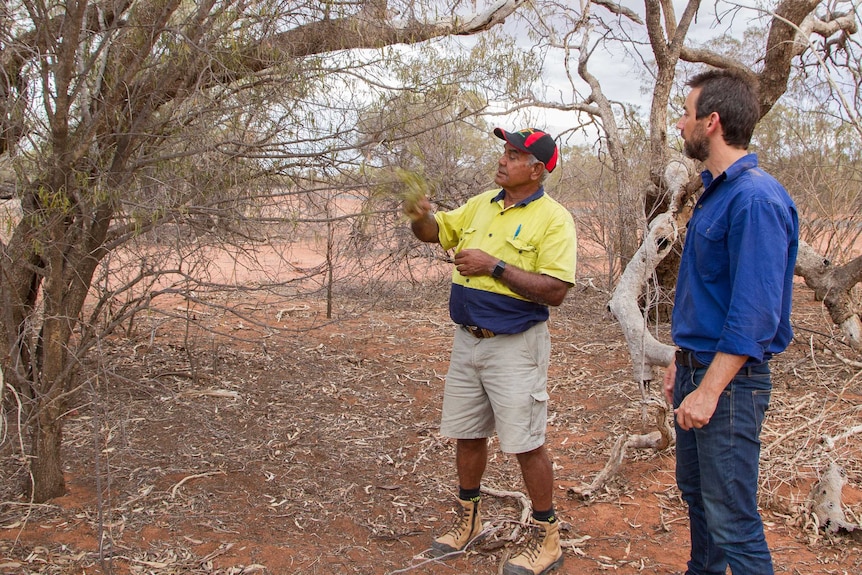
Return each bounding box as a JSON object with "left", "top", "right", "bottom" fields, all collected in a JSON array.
[{"left": 671, "top": 154, "right": 799, "bottom": 365}]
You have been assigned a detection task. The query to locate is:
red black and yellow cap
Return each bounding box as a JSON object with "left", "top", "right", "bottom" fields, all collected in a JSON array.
[{"left": 493, "top": 127, "right": 559, "bottom": 173}]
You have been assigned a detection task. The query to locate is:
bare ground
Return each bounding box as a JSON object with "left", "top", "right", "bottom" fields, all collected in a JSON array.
[{"left": 1, "top": 280, "right": 861, "bottom": 575}]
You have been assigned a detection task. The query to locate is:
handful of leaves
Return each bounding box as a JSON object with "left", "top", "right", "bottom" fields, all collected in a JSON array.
[{"left": 395, "top": 168, "right": 430, "bottom": 220}]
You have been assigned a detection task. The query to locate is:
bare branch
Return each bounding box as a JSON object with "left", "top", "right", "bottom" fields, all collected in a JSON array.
[
  {"left": 260, "top": 0, "right": 528, "bottom": 59},
  {"left": 591, "top": 0, "right": 644, "bottom": 24},
  {"left": 795, "top": 240, "right": 862, "bottom": 348}
]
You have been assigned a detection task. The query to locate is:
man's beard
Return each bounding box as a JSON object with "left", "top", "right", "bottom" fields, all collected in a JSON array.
[{"left": 683, "top": 125, "right": 709, "bottom": 162}]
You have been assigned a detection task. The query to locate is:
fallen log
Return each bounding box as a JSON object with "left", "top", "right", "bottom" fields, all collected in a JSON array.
[{"left": 808, "top": 462, "right": 862, "bottom": 537}]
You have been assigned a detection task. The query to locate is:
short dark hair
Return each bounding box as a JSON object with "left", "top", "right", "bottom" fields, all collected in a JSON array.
[{"left": 688, "top": 68, "right": 760, "bottom": 148}]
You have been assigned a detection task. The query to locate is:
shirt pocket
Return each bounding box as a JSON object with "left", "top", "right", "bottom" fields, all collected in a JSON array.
[
  {"left": 505, "top": 237, "right": 538, "bottom": 271},
  {"left": 455, "top": 228, "right": 477, "bottom": 252},
  {"left": 692, "top": 217, "right": 728, "bottom": 281}
]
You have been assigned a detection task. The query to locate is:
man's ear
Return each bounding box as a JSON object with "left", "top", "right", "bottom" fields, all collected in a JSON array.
[
  {"left": 531, "top": 162, "right": 546, "bottom": 180},
  {"left": 705, "top": 111, "right": 721, "bottom": 135}
]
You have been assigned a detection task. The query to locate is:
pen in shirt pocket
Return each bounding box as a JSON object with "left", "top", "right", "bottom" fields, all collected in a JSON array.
[{"left": 514, "top": 224, "right": 522, "bottom": 239}]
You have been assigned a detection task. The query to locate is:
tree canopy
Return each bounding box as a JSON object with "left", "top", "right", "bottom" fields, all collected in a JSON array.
[{"left": 0, "top": 0, "right": 534, "bottom": 502}]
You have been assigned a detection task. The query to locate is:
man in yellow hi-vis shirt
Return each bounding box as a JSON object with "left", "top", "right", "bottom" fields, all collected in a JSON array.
[{"left": 405, "top": 127, "right": 577, "bottom": 575}]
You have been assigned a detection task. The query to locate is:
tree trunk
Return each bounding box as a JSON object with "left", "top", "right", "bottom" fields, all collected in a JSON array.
[
  {"left": 27, "top": 318, "right": 77, "bottom": 502},
  {"left": 30, "top": 403, "right": 66, "bottom": 501},
  {"left": 609, "top": 160, "right": 692, "bottom": 381},
  {"left": 1, "top": 176, "right": 110, "bottom": 501}
]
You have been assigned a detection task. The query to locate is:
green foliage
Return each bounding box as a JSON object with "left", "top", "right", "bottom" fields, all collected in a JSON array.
[
  {"left": 34, "top": 185, "right": 73, "bottom": 215},
  {"left": 393, "top": 167, "right": 430, "bottom": 205},
  {"left": 353, "top": 34, "right": 525, "bottom": 213}
]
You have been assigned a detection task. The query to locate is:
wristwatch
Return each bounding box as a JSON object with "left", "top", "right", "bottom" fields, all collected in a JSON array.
[{"left": 492, "top": 260, "right": 506, "bottom": 279}]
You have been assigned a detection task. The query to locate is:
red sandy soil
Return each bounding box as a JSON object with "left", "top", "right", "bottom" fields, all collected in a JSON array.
[{"left": 1, "top": 250, "right": 860, "bottom": 575}]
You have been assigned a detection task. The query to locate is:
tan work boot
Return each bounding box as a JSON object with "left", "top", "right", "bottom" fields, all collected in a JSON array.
[
  {"left": 429, "top": 497, "right": 482, "bottom": 558},
  {"left": 502, "top": 517, "right": 564, "bottom": 575}
]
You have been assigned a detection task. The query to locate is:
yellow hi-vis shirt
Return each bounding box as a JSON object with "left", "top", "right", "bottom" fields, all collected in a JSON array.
[{"left": 434, "top": 187, "right": 577, "bottom": 334}]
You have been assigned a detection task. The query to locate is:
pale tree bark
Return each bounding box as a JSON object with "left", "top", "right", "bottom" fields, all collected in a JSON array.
[
  {"left": 0, "top": 0, "right": 528, "bottom": 502},
  {"left": 606, "top": 0, "right": 703, "bottom": 384},
  {"left": 795, "top": 242, "right": 862, "bottom": 349},
  {"left": 808, "top": 463, "right": 862, "bottom": 535},
  {"left": 608, "top": 160, "right": 691, "bottom": 383}
]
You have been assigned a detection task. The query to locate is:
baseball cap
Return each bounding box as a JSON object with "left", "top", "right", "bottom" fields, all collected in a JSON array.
[{"left": 493, "top": 127, "right": 559, "bottom": 172}]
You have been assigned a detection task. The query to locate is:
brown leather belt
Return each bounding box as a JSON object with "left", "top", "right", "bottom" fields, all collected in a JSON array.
[
  {"left": 463, "top": 325, "right": 496, "bottom": 338},
  {"left": 675, "top": 349, "right": 708, "bottom": 368}
]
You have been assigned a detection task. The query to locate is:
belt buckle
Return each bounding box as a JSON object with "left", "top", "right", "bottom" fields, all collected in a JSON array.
[{"left": 465, "top": 325, "right": 494, "bottom": 338}]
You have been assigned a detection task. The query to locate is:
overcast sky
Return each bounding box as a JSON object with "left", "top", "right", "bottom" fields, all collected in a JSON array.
[{"left": 476, "top": 0, "right": 769, "bottom": 143}]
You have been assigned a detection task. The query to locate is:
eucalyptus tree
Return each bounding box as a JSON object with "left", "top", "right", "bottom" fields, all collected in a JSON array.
[{"left": 0, "top": 0, "right": 535, "bottom": 502}]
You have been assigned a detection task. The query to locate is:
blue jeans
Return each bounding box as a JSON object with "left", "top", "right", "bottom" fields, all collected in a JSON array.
[{"left": 674, "top": 363, "right": 774, "bottom": 575}]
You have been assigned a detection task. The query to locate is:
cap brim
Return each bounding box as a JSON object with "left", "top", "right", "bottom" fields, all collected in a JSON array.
[{"left": 493, "top": 128, "right": 529, "bottom": 154}]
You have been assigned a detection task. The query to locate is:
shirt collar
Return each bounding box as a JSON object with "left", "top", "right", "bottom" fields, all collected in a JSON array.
[
  {"left": 491, "top": 186, "right": 545, "bottom": 206},
  {"left": 700, "top": 153, "right": 759, "bottom": 190}
]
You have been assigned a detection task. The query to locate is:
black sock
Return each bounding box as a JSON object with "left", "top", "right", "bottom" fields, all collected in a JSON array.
[
  {"left": 458, "top": 486, "right": 481, "bottom": 503},
  {"left": 532, "top": 507, "right": 556, "bottom": 523}
]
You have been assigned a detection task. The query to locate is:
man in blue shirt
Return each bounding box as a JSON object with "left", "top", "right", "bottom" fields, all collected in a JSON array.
[
  {"left": 662, "top": 69, "right": 798, "bottom": 575},
  {"left": 406, "top": 128, "right": 576, "bottom": 575}
]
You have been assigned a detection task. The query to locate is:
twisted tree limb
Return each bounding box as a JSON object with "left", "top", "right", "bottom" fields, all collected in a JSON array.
[
  {"left": 795, "top": 241, "right": 862, "bottom": 349},
  {"left": 608, "top": 161, "right": 691, "bottom": 382},
  {"left": 568, "top": 398, "right": 673, "bottom": 499}
]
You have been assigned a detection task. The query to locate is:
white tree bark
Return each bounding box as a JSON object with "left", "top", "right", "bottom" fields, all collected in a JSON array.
[
  {"left": 808, "top": 462, "right": 862, "bottom": 534},
  {"left": 608, "top": 161, "right": 691, "bottom": 381},
  {"left": 795, "top": 240, "right": 862, "bottom": 350}
]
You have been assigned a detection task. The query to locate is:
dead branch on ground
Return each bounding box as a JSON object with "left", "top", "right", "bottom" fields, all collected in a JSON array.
[
  {"left": 568, "top": 398, "right": 673, "bottom": 499},
  {"left": 808, "top": 462, "right": 862, "bottom": 536}
]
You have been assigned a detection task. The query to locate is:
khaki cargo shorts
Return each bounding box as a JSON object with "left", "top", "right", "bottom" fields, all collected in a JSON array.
[{"left": 439, "top": 322, "right": 551, "bottom": 454}]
